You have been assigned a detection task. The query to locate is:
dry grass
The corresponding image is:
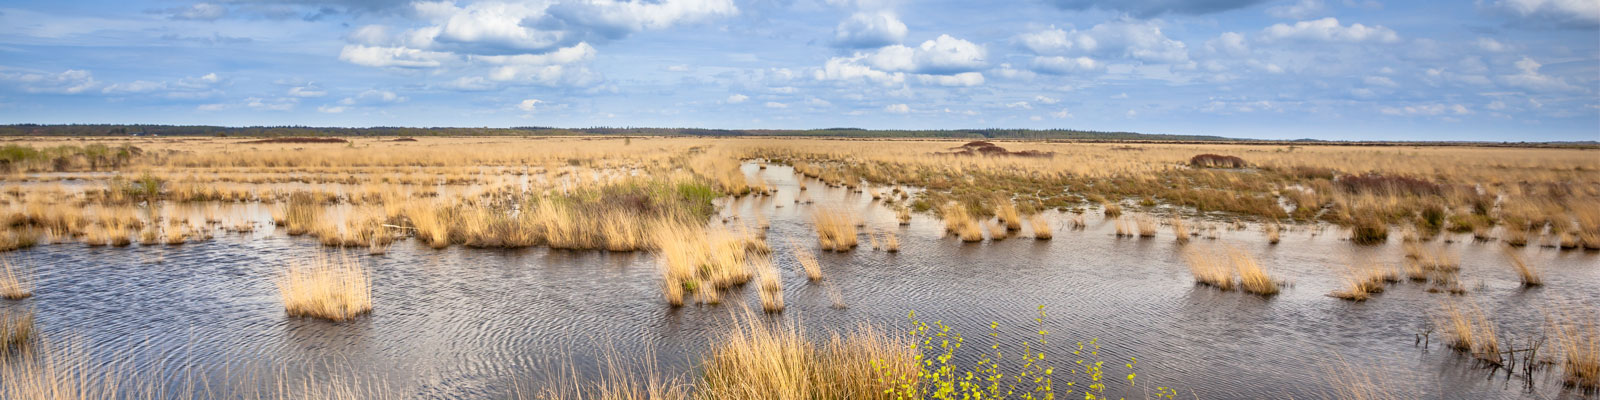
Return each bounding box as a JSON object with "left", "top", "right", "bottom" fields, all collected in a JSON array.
[
  {"left": 654, "top": 223, "right": 761, "bottom": 306},
  {"left": 699, "top": 313, "right": 917, "bottom": 399},
  {"left": 1171, "top": 217, "right": 1189, "bottom": 244},
  {"left": 1029, "top": 214, "right": 1051, "bottom": 240},
  {"left": 985, "top": 219, "right": 1008, "bottom": 241},
  {"left": 1136, "top": 216, "right": 1157, "bottom": 238},
  {"left": 941, "top": 203, "right": 983, "bottom": 242},
  {"left": 1183, "top": 246, "right": 1235, "bottom": 291},
  {"left": 791, "top": 241, "right": 824, "bottom": 281},
  {"left": 1435, "top": 302, "right": 1502, "bottom": 365},
  {"left": 756, "top": 258, "right": 783, "bottom": 313},
  {"left": 813, "top": 209, "right": 859, "bottom": 252},
  {"left": 881, "top": 231, "right": 899, "bottom": 252},
  {"left": 275, "top": 254, "right": 372, "bottom": 322},
  {"left": 1555, "top": 315, "right": 1599, "bottom": 390},
  {"left": 1265, "top": 223, "right": 1281, "bottom": 244},
  {"left": 1329, "top": 261, "right": 1396, "bottom": 301},
  {"left": 1102, "top": 203, "right": 1122, "bottom": 218},
  {"left": 994, "top": 199, "right": 1021, "bottom": 231},
  {"left": 1501, "top": 247, "right": 1541, "bottom": 287},
  {"left": 1, "top": 307, "right": 33, "bottom": 352},
  {"left": 1, "top": 257, "right": 32, "bottom": 300},
  {"left": 1184, "top": 245, "right": 1277, "bottom": 295}
]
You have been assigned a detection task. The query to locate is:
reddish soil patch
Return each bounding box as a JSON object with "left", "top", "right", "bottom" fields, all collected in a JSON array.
[{"left": 243, "top": 137, "right": 349, "bottom": 144}]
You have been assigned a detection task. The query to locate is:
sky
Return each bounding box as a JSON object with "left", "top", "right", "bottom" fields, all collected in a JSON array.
[{"left": 0, "top": 0, "right": 1596, "bottom": 141}]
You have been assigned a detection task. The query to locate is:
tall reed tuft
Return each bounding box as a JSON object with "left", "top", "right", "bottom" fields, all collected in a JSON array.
[
  {"left": 813, "top": 209, "right": 859, "bottom": 252},
  {"left": 1029, "top": 214, "right": 1051, "bottom": 240},
  {"left": 276, "top": 254, "right": 373, "bottom": 322},
  {"left": 1502, "top": 247, "right": 1541, "bottom": 287}
]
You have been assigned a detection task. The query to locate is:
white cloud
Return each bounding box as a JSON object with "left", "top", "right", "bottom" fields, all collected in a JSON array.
[
  {"left": 1261, "top": 18, "right": 1400, "bottom": 43},
  {"left": 815, "top": 55, "right": 906, "bottom": 84},
  {"left": 1204, "top": 32, "right": 1249, "bottom": 56},
  {"left": 764, "top": 101, "right": 788, "bottom": 108},
  {"left": 884, "top": 103, "right": 910, "bottom": 113},
  {"left": 102, "top": 80, "right": 166, "bottom": 94},
  {"left": 834, "top": 11, "right": 906, "bottom": 48},
  {"left": 1483, "top": 0, "right": 1599, "bottom": 28},
  {"left": 1006, "top": 101, "right": 1033, "bottom": 110},
  {"left": 916, "top": 72, "right": 985, "bottom": 86},
  {"left": 1049, "top": 108, "right": 1073, "bottom": 118},
  {"left": 517, "top": 98, "right": 543, "bottom": 112},
  {"left": 317, "top": 105, "right": 346, "bottom": 113},
  {"left": 474, "top": 43, "right": 601, "bottom": 86},
  {"left": 726, "top": 93, "right": 749, "bottom": 103},
  {"left": 1035, "top": 95, "right": 1060, "bottom": 104},
  {"left": 1266, "top": 0, "right": 1324, "bottom": 19},
  {"left": 805, "top": 97, "right": 832, "bottom": 107},
  {"left": 886, "top": 35, "right": 988, "bottom": 74},
  {"left": 288, "top": 85, "right": 327, "bottom": 98},
  {"left": 245, "top": 97, "right": 297, "bottom": 111},
  {"left": 1380, "top": 103, "right": 1472, "bottom": 116},
  {"left": 339, "top": 89, "right": 408, "bottom": 105},
  {"left": 338, "top": 45, "right": 453, "bottom": 68},
  {"left": 196, "top": 103, "right": 226, "bottom": 111},
  {"left": 0, "top": 69, "right": 99, "bottom": 94},
  {"left": 1476, "top": 38, "right": 1509, "bottom": 52},
  {"left": 1031, "top": 56, "right": 1103, "bottom": 74},
  {"left": 171, "top": 3, "right": 226, "bottom": 20},
  {"left": 1019, "top": 21, "right": 1190, "bottom": 65},
  {"left": 1499, "top": 56, "right": 1578, "bottom": 91}
]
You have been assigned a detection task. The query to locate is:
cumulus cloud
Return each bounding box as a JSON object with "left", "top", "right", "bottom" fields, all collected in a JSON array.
[
  {"left": 1482, "top": 0, "right": 1599, "bottom": 29},
  {"left": 916, "top": 72, "right": 985, "bottom": 86},
  {"left": 287, "top": 84, "right": 327, "bottom": 97},
  {"left": 339, "top": 89, "right": 407, "bottom": 105},
  {"left": 516, "top": 98, "right": 542, "bottom": 111},
  {"left": 833, "top": 11, "right": 906, "bottom": 48},
  {"left": 1043, "top": 0, "right": 1270, "bottom": 17},
  {"left": 338, "top": 45, "right": 453, "bottom": 68},
  {"left": 884, "top": 103, "right": 910, "bottom": 113},
  {"left": 816, "top": 34, "right": 986, "bottom": 85},
  {"left": 245, "top": 96, "right": 297, "bottom": 111},
  {"left": 764, "top": 101, "right": 787, "bottom": 108},
  {"left": 338, "top": 0, "right": 739, "bottom": 88},
  {"left": 1261, "top": 18, "right": 1400, "bottom": 43},
  {"left": 726, "top": 93, "right": 748, "bottom": 103}
]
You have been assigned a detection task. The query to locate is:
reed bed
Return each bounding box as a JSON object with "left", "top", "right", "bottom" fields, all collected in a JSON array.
[
  {"left": 275, "top": 254, "right": 372, "bottom": 322},
  {"left": 654, "top": 222, "right": 764, "bottom": 306}
]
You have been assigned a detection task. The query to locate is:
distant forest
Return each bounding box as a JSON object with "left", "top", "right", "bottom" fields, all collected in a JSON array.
[{"left": 0, "top": 124, "right": 1232, "bottom": 141}]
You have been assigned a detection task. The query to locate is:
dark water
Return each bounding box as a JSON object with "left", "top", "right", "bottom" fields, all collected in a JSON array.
[{"left": 3, "top": 163, "right": 1597, "bottom": 399}]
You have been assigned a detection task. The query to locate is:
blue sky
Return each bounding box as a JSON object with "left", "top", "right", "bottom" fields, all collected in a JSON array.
[{"left": 0, "top": 0, "right": 1596, "bottom": 141}]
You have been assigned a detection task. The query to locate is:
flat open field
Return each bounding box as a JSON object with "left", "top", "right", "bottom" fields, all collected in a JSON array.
[{"left": 1, "top": 136, "right": 1597, "bottom": 399}]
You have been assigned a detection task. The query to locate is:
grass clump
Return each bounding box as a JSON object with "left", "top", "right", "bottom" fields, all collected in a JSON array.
[
  {"left": 654, "top": 222, "right": 763, "bottom": 306},
  {"left": 941, "top": 203, "right": 983, "bottom": 242},
  {"left": 1555, "top": 315, "right": 1599, "bottom": 390},
  {"left": 1184, "top": 245, "right": 1278, "bottom": 296},
  {"left": 813, "top": 209, "right": 859, "bottom": 252},
  {"left": 1, "top": 257, "right": 32, "bottom": 300},
  {"left": 1434, "top": 302, "right": 1502, "bottom": 365},
  {"left": 1329, "top": 261, "right": 1396, "bottom": 301},
  {"left": 1502, "top": 247, "right": 1541, "bottom": 287},
  {"left": 1029, "top": 214, "right": 1052, "bottom": 240},
  {"left": 275, "top": 254, "right": 372, "bottom": 322},
  {"left": 1, "top": 307, "right": 33, "bottom": 352}
]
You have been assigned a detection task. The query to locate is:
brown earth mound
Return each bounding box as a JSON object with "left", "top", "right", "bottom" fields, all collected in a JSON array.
[{"left": 941, "top": 141, "right": 1052, "bottom": 157}]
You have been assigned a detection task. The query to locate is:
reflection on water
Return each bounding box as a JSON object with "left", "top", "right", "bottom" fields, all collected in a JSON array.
[{"left": 3, "top": 163, "right": 1595, "bottom": 398}]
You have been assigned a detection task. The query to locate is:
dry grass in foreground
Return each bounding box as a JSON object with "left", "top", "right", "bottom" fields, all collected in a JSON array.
[
  {"left": 1502, "top": 247, "right": 1541, "bottom": 287},
  {"left": 1555, "top": 313, "right": 1599, "bottom": 390},
  {"left": 1, "top": 257, "right": 32, "bottom": 300},
  {"left": 699, "top": 317, "right": 916, "bottom": 399},
  {"left": 275, "top": 254, "right": 372, "bottom": 322},
  {"left": 813, "top": 209, "right": 859, "bottom": 252},
  {"left": 1434, "top": 302, "right": 1502, "bottom": 365}
]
